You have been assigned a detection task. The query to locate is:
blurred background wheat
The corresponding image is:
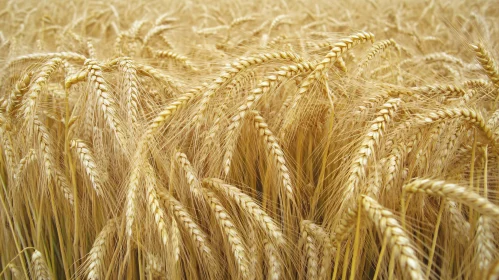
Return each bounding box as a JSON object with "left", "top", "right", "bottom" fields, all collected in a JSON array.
[{"left": 1, "top": 0, "right": 499, "bottom": 279}]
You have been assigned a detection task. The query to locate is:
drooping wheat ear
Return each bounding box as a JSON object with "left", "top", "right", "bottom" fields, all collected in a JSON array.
[
  {"left": 383, "top": 143, "right": 407, "bottom": 192},
  {"left": 145, "top": 253, "right": 165, "bottom": 277},
  {"left": 264, "top": 238, "right": 281, "bottom": 280},
  {"left": 156, "top": 188, "right": 218, "bottom": 272},
  {"left": 5, "top": 51, "right": 86, "bottom": 70},
  {"left": 87, "top": 40, "right": 96, "bottom": 58},
  {"left": 300, "top": 221, "right": 319, "bottom": 279},
  {"left": 70, "top": 139, "right": 103, "bottom": 196},
  {"left": 21, "top": 58, "right": 63, "bottom": 121},
  {"left": 446, "top": 200, "right": 470, "bottom": 244},
  {"left": 418, "top": 108, "right": 495, "bottom": 143},
  {"left": 193, "top": 51, "right": 303, "bottom": 124},
  {"left": 144, "top": 164, "right": 168, "bottom": 246},
  {"left": 290, "top": 31, "right": 374, "bottom": 106},
  {"left": 153, "top": 49, "right": 198, "bottom": 71},
  {"left": 471, "top": 43, "right": 499, "bottom": 88},
  {"left": 33, "top": 116, "right": 73, "bottom": 205},
  {"left": 403, "top": 179, "right": 499, "bottom": 218},
  {"left": 226, "top": 15, "right": 252, "bottom": 28},
  {"left": 476, "top": 215, "right": 495, "bottom": 270},
  {"left": 140, "top": 86, "right": 202, "bottom": 147},
  {"left": 204, "top": 104, "right": 227, "bottom": 149},
  {"left": 358, "top": 39, "right": 398, "bottom": 73},
  {"left": 203, "top": 178, "right": 285, "bottom": 245},
  {"left": 463, "top": 79, "right": 491, "bottom": 89},
  {"left": 175, "top": 152, "right": 204, "bottom": 198},
  {"left": 332, "top": 204, "right": 358, "bottom": 243},
  {"left": 268, "top": 14, "right": 289, "bottom": 36},
  {"left": 65, "top": 67, "right": 89, "bottom": 89},
  {"left": 7, "top": 264, "right": 21, "bottom": 279},
  {"left": 0, "top": 123, "right": 16, "bottom": 176},
  {"left": 54, "top": 169, "right": 74, "bottom": 206},
  {"left": 203, "top": 188, "right": 252, "bottom": 280},
  {"left": 422, "top": 52, "right": 465, "bottom": 66},
  {"left": 411, "top": 84, "right": 466, "bottom": 98},
  {"left": 343, "top": 98, "right": 400, "bottom": 204},
  {"left": 31, "top": 250, "right": 53, "bottom": 280},
  {"left": 301, "top": 220, "right": 335, "bottom": 279},
  {"left": 115, "top": 58, "right": 140, "bottom": 125},
  {"left": 267, "top": 34, "right": 288, "bottom": 48},
  {"left": 85, "top": 59, "right": 126, "bottom": 147},
  {"left": 116, "top": 21, "right": 143, "bottom": 49},
  {"left": 143, "top": 25, "right": 175, "bottom": 47},
  {"left": 155, "top": 13, "right": 179, "bottom": 25},
  {"left": 126, "top": 164, "right": 141, "bottom": 238},
  {"left": 171, "top": 218, "right": 181, "bottom": 262},
  {"left": 134, "top": 62, "right": 183, "bottom": 93},
  {"left": 361, "top": 195, "right": 424, "bottom": 280},
  {"left": 223, "top": 61, "right": 315, "bottom": 175},
  {"left": 159, "top": 34, "right": 174, "bottom": 49},
  {"left": 250, "top": 110, "right": 295, "bottom": 204},
  {"left": 87, "top": 218, "right": 117, "bottom": 280},
  {"left": 14, "top": 149, "right": 36, "bottom": 187},
  {"left": 6, "top": 70, "right": 32, "bottom": 115}
]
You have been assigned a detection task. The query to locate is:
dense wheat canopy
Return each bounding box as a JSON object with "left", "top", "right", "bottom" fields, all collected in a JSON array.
[{"left": 1, "top": 0, "right": 499, "bottom": 279}]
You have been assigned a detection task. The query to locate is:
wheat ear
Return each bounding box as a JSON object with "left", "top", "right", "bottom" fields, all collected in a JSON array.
[
  {"left": 144, "top": 164, "right": 169, "bottom": 246},
  {"left": 301, "top": 220, "right": 335, "bottom": 279},
  {"left": 223, "top": 61, "right": 315, "bottom": 175},
  {"left": 70, "top": 139, "right": 103, "bottom": 196},
  {"left": 361, "top": 195, "right": 424, "bottom": 280},
  {"left": 358, "top": 39, "right": 398, "bottom": 73},
  {"left": 446, "top": 200, "right": 470, "bottom": 244},
  {"left": 264, "top": 238, "right": 281, "bottom": 280},
  {"left": 193, "top": 51, "right": 303, "bottom": 124},
  {"left": 14, "top": 149, "right": 36, "bottom": 187},
  {"left": 343, "top": 98, "right": 400, "bottom": 204},
  {"left": 290, "top": 32, "right": 374, "bottom": 107},
  {"left": 403, "top": 179, "right": 499, "bottom": 218},
  {"left": 250, "top": 110, "right": 295, "bottom": 204},
  {"left": 21, "top": 58, "right": 63, "bottom": 121},
  {"left": 6, "top": 70, "right": 32, "bottom": 115},
  {"left": 153, "top": 49, "right": 198, "bottom": 71},
  {"left": 85, "top": 59, "right": 127, "bottom": 147},
  {"left": 31, "top": 250, "right": 53, "bottom": 280},
  {"left": 471, "top": 43, "right": 499, "bottom": 89},
  {"left": 117, "top": 58, "right": 140, "bottom": 125},
  {"left": 203, "top": 178, "right": 285, "bottom": 245},
  {"left": 203, "top": 188, "right": 252, "bottom": 280},
  {"left": 300, "top": 221, "right": 319, "bottom": 279},
  {"left": 87, "top": 218, "right": 117, "bottom": 280},
  {"left": 156, "top": 188, "right": 219, "bottom": 273}
]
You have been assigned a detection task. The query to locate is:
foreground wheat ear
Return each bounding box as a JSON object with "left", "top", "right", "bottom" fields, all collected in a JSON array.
[{"left": 1, "top": 0, "right": 499, "bottom": 279}]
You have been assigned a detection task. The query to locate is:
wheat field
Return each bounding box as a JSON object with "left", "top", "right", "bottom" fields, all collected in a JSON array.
[{"left": 1, "top": 0, "right": 499, "bottom": 279}]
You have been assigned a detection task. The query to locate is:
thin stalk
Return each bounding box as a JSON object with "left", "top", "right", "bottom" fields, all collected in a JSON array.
[
  {"left": 373, "top": 234, "right": 388, "bottom": 280},
  {"left": 0, "top": 172, "right": 30, "bottom": 279},
  {"left": 349, "top": 199, "right": 362, "bottom": 280},
  {"left": 425, "top": 198, "right": 445, "bottom": 279}
]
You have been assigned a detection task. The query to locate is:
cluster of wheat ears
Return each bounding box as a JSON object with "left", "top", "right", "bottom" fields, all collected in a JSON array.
[{"left": 1, "top": 0, "right": 499, "bottom": 279}]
